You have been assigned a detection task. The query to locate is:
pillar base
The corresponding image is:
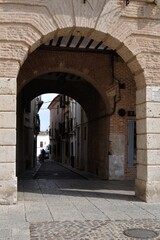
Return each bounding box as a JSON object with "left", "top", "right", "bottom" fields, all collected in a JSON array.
[
  {"left": 0, "top": 179, "right": 17, "bottom": 204},
  {"left": 135, "top": 178, "right": 160, "bottom": 203}
]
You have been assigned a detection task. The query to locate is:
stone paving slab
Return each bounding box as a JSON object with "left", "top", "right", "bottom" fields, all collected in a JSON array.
[
  {"left": 2, "top": 161, "right": 160, "bottom": 240},
  {"left": 30, "top": 219, "right": 160, "bottom": 240},
  {"left": 0, "top": 224, "right": 30, "bottom": 240}
]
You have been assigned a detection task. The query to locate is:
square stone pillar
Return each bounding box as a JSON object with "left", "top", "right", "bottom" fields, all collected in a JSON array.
[
  {"left": 0, "top": 77, "right": 17, "bottom": 204},
  {"left": 135, "top": 86, "right": 160, "bottom": 202}
]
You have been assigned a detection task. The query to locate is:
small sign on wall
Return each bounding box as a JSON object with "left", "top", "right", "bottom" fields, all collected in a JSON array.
[{"left": 152, "top": 88, "right": 160, "bottom": 101}]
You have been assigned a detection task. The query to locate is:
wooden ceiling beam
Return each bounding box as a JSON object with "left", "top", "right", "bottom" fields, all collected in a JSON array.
[
  {"left": 56, "top": 36, "right": 63, "bottom": 47},
  {"left": 66, "top": 35, "right": 74, "bottom": 48},
  {"left": 76, "top": 36, "right": 85, "bottom": 48},
  {"left": 39, "top": 45, "right": 115, "bottom": 55},
  {"left": 95, "top": 41, "right": 103, "bottom": 49},
  {"left": 85, "top": 39, "right": 94, "bottom": 49}
]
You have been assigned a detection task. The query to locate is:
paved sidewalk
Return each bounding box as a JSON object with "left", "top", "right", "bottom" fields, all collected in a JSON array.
[{"left": 1, "top": 160, "right": 160, "bottom": 239}]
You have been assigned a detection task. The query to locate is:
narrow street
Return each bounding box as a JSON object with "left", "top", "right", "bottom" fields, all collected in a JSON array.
[
  {"left": 16, "top": 161, "right": 160, "bottom": 239},
  {"left": 35, "top": 160, "right": 85, "bottom": 180},
  {"left": 1, "top": 161, "right": 160, "bottom": 239}
]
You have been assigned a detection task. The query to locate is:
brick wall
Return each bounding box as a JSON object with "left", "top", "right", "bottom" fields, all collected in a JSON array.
[{"left": 0, "top": 0, "right": 159, "bottom": 202}]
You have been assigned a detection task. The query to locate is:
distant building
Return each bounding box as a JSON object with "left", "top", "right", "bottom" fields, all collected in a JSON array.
[
  {"left": 37, "top": 131, "right": 49, "bottom": 156},
  {"left": 48, "top": 95, "right": 88, "bottom": 170},
  {"left": 17, "top": 96, "right": 43, "bottom": 175}
]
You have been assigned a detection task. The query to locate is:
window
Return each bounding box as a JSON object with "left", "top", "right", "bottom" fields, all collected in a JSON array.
[
  {"left": 70, "top": 118, "right": 73, "bottom": 131},
  {"left": 128, "top": 120, "right": 136, "bottom": 167},
  {"left": 57, "top": 105, "right": 59, "bottom": 114},
  {"left": 71, "top": 142, "right": 73, "bottom": 156},
  {"left": 84, "top": 126, "right": 87, "bottom": 140},
  {"left": 49, "top": 128, "right": 52, "bottom": 137},
  {"left": 40, "top": 141, "right": 43, "bottom": 148},
  {"left": 60, "top": 95, "right": 65, "bottom": 108},
  {"left": 65, "top": 142, "right": 69, "bottom": 157}
]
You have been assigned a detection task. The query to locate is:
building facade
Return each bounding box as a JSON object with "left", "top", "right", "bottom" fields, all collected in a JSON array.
[
  {"left": 17, "top": 96, "right": 42, "bottom": 177},
  {"left": 48, "top": 95, "right": 88, "bottom": 171},
  {"left": 49, "top": 90, "right": 136, "bottom": 181},
  {"left": 37, "top": 131, "right": 49, "bottom": 157},
  {"left": 0, "top": 0, "right": 160, "bottom": 203}
]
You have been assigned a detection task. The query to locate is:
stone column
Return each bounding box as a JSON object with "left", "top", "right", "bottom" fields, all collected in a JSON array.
[
  {"left": 135, "top": 86, "right": 160, "bottom": 202},
  {"left": 0, "top": 76, "right": 17, "bottom": 204}
]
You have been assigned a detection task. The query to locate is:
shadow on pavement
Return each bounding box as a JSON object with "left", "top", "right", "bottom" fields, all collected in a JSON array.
[{"left": 18, "top": 160, "right": 138, "bottom": 202}]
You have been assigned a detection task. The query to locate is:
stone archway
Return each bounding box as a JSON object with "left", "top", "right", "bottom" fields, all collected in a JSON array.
[
  {"left": 0, "top": 1, "right": 159, "bottom": 203},
  {"left": 17, "top": 48, "right": 113, "bottom": 180},
  {"left": 17, "top": 41, "right": 136, "bottom": 183}
]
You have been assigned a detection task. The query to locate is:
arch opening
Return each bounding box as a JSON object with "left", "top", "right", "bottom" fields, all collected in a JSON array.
[
  {"left": 0, "top": 1, "right": 157, "bottom": 205},
  {"left": 17, "top": 29, "right": 136, "bottom": 195},
  {"left": 17, "top": 70, "right": 110, "bottom": 179}
]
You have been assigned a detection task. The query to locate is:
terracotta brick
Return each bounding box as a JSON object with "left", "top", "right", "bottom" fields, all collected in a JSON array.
[{"left": 0, "top": 0, "right": 159, "bottom": 203}]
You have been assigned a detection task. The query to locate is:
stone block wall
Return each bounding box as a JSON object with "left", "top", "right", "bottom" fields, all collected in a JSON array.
[
  {"left": 0, "top": 76, "right": 17, "bottom": 204},
  {"left": 0, "top": 0, "right": 159, "bottom": 202}
]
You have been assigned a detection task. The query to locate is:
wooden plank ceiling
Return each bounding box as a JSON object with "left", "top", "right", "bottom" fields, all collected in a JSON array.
[{"left": 40, "top": 35, "right": 113, "bottom": 54}]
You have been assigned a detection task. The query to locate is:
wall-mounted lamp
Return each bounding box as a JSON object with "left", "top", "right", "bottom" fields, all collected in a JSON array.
[
  {"left": 126, "top": 0, "right": 130, "bottom": 5},
  {"left": 118, "top": 108, "right": 126, "bottom": 117}
]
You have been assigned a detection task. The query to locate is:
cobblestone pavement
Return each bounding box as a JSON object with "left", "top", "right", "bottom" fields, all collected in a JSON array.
[
  {"left": 30, "top": 219, "right": 160, "bottom": 240},
  {"left": 28, "top": 161, "right": 160, "bottom": 239},
  {"left": 2, "top": 160, "right": 160, "bottom": 240}
]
